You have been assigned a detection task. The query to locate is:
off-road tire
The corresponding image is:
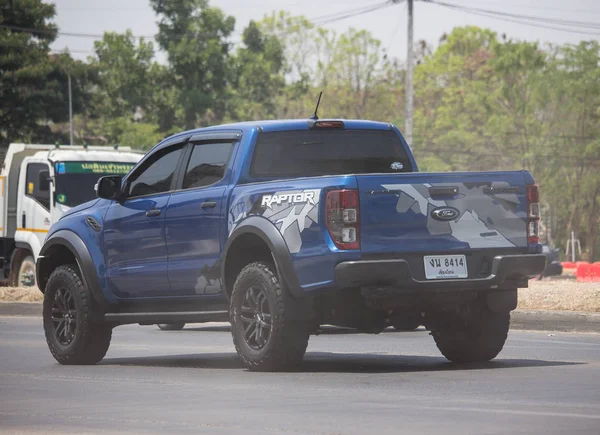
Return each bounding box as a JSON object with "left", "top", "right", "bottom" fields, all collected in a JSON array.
[
  {"left": 43, "top": 264, "right": 112, "bottom": 365},
  {"left": 157, "top": 323, "right": 185, "bottom": 331},
  {"left": 230, "top": 262, "right": 311, "bottom": 372},
  {"left": 432, "top": 309, "right": 510, "bottom": 363}
]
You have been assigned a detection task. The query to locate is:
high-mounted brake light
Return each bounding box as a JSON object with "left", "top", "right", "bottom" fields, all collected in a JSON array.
[
  {"left": 313, "top": 120, "right": 345, "bottom": 129},
  {"left": 326, "top": 189, "right": 360, "bottom": 250},
  {"left": 527, "top": 184, "right": 540, "bottom": 244}
]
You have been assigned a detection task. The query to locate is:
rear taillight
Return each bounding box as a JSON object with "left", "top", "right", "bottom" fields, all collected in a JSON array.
[
  {"left": 527, "top": 184, "right": 540, "bottom": 244},
  {"left": 326, "top": 189, "right": 360, "bottom": 250}
]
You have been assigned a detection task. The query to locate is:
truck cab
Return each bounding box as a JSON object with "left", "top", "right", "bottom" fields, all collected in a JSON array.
[{"left": 0, "top": 144, "right": 142, "bottom": 287}]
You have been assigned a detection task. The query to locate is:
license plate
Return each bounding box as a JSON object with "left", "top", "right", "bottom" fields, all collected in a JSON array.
[{"left": 424, "top": 255, "right": 468, "bottom": 280}]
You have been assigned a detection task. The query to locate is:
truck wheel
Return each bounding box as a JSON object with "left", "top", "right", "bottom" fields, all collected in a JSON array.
[
  {"left": 432, "top": 308, "right": 510, "bottom": 363},
  {"left": 43, "top": 264, "right": 112, "bottom": 365},
  {"left": 18, "top": 255, "right": 37, "bottom": 287},
  {"left": 157, "top": 323, "right": 185, "bottom": 331},
  {"left": 230, "top": 262, "right": 310, "bottom": 372}
]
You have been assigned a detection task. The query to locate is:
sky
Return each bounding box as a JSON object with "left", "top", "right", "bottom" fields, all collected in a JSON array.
[{"left": 49, "top": 0, "right": 600, "bottom": 63}]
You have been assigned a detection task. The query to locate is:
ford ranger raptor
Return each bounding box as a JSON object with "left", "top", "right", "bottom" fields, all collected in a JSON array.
[{"left": 36, "top": 119, "right": 546, "bottom": 371}]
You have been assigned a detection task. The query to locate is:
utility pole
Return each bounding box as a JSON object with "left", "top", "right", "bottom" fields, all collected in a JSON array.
[
  {"left": 405, "top": 0, "right": 414, "bottom": 148},
  {"left": 68, "top": 73, "right": 73, "bottom": 145}
]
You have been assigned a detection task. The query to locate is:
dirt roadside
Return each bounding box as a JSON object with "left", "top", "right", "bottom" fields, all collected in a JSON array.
[{"left": 2, "top": 278, "right": 599, "bottom": 312}]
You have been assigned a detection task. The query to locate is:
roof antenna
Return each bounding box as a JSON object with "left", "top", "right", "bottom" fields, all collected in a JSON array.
[{"left": 310, "top": 91, "right": 323, "bottom": 121}]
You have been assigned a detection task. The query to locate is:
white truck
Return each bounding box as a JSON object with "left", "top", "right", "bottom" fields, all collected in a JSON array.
[{"left": 0, "top": 144, "right": 143, "bottom": 287}]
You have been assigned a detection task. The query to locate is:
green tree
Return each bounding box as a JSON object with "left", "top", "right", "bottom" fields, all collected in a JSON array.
[
  {"left": 540, "top": 42, "right": 600, "bottom": 259},
  {"left": 0, "top": 0, "right": 87, "bottom": 145},
  {"left": 91, "top": 30, "right": 158, "bottom": 119},
  {"left": 228, "top": 20, "right": 285, "bottom": 120},
  {"left": 150, "top": 0, "right": 235, "bottom": 129}
]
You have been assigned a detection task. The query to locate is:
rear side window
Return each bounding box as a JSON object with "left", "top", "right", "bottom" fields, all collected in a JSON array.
[
  {"left": 182, "top": 142, "right": 234, "bottom": 189},
  {"left": 251, "top": 129, "right": 412, "bottom": 178}
]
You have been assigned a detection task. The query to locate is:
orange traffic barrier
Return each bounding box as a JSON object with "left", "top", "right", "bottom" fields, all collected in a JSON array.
[
  {"left": 562, "top": 262, "right": 577, "bottom": 269},
  {"left": 576, "top": 263, "right": 600, "bottom": 282}
]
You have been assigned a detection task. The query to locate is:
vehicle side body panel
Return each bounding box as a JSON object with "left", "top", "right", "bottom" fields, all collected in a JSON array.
[{"left": 37, "top": 120, "right": 546, "bottom": 324}]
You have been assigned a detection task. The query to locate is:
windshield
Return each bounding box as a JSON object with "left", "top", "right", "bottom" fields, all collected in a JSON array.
[{"left": 54, "top": 161, "right": 135, "bottom": 207}]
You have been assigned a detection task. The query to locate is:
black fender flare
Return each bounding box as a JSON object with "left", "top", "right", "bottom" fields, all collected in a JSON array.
[
  {"left": 37, "top": 230, "right": 109, "bottom": 311},
  {"left": 222, "top": 216, "right": 303, "bottom": 298}
]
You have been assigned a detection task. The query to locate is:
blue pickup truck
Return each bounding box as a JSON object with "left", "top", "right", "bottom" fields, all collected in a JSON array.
[{"left": 36, "top": 118, "right": 546, "bottom": 371}]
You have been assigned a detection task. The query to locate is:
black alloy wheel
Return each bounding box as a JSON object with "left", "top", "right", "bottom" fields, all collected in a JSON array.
[
  {"left": 240, "top": 286, "right": 272, "bottom": 350},
  {"left": 51, "top": 287, "right": 77, "bottom": 346}
]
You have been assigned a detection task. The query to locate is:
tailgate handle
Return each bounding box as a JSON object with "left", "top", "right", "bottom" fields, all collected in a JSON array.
[{"left": 429, "top": 186, "right": 459, "bottom": 196}]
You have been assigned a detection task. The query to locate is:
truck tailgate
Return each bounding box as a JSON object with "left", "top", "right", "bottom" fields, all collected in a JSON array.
[{"left": 357, "top": 171, "right": 529, "bottom": 255}]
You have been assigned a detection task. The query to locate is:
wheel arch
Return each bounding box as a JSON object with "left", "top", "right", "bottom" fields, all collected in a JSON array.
[
  {"left": 37, "top": 230, "right": 108, "bottom": 310},
  {"left": 222, "top": 216, "right": 303, "bottom": 299}
]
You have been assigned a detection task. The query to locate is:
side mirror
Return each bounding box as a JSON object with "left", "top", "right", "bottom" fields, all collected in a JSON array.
[
  {"left": 96, "top": 175, "right": 123, "bottom": 200},
  {"left": 38, "top": 170, "right": 50, "bottom": 192}
]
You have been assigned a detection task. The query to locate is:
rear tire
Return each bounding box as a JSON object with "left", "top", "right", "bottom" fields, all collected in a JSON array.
[
  {"left": 432, "top": 307, "right": 510, "bottom": 363},
  {"left": 230, "top": 262, "right": 311, "bottom": 372},
  {"left": 43, "top": 264, "right": 112, "bottom": 365},
  {"left": 157, "top": 323, "right": 185, "bottom": 331}
]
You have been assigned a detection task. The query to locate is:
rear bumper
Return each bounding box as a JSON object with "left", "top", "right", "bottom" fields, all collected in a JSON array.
[{"left": 334, "top": 254, "right": 546, "bottom": 291}]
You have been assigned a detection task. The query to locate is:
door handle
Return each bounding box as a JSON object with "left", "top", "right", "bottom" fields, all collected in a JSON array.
[
  {"left": 145, "top": 209, "right": 161, "bottom": 217},
  {"left": 200, "top": 201, "right": 217, "bottom": 209},
  {"left": 429, "top": 186, "right": 459, "bottom": 197}
]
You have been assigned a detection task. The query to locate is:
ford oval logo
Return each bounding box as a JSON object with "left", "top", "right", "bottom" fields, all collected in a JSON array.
[{"left": 431, "top": 207, "right": 460, "bottom": 221}]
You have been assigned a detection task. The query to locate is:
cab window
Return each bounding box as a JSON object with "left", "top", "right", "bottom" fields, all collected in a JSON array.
[
  {"left": 25, "top": 163, "right": 50, "bottom": 210},
  {"left": 182, "top": 142, "right": 234, "bottom": 189},
  {"left": 126, "top": 144, "right": 184, "bottom": 198}
]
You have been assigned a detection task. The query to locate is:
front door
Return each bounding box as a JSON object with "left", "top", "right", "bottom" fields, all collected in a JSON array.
[
  {"left": 103, "top": 143, "right": 184, "bottom": 298},
  {"left": 21, "top": 162, "right": 52, "bottom": 252},
  {"left": 166, "top": 141, "right": 235, "bottom": 296}
]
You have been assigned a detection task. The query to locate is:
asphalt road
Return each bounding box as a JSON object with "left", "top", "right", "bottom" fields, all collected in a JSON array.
[{"left": 1, "top": 317, "right": 600, "bottom": 435}]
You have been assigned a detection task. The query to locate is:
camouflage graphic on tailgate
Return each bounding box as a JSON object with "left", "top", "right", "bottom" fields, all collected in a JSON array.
[
  {"left": 228, "top": 189, "right": 321, "bottom": 254},
  {"left": 381, "top": 182, "right": 526, "bottom": 248}
]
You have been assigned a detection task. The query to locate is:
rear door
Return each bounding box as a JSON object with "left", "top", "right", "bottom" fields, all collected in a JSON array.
[{"left": 165, "top": 138, "right": 236, "bottom": 297}]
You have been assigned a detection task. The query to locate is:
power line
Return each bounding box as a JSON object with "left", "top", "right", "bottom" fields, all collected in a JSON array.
[
  {"left": 310, "top": 1, "right": 395, "bottom": 26},
  {"left": 385, "top": 0, "right": 407, "bottom": 53},
  {"left": 435, "top": 1, "right": 600, "bottom": 29},
  {"left": 1, "top": 1, "right": 399, "bottom": 45},
  {"left": 431, "top": 1, "right": 600, "bottom": 36},
  {"left": 0, "top": 24, "right": 155, "bottom": 40},
  {"left": 441, "top": 0, "right": 600, "bottom": 17}
]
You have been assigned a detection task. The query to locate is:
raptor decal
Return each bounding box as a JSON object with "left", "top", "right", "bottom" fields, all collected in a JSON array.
[{"left": 229, "top": 189, "right": 321, "bottom": 254}]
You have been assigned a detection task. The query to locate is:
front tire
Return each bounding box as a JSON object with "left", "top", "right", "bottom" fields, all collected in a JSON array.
[
  {"left": 432, "top": 307, "right": 510, "bottom": 363},
  {"left": 157, "top": 323, "right": 185, "bottom": 331},
  {"left": 43, "top": 264, "right": 112, "bottom": 365},
  {"left": 230, "top": 262, "right": 310, "bottom": 372}
]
